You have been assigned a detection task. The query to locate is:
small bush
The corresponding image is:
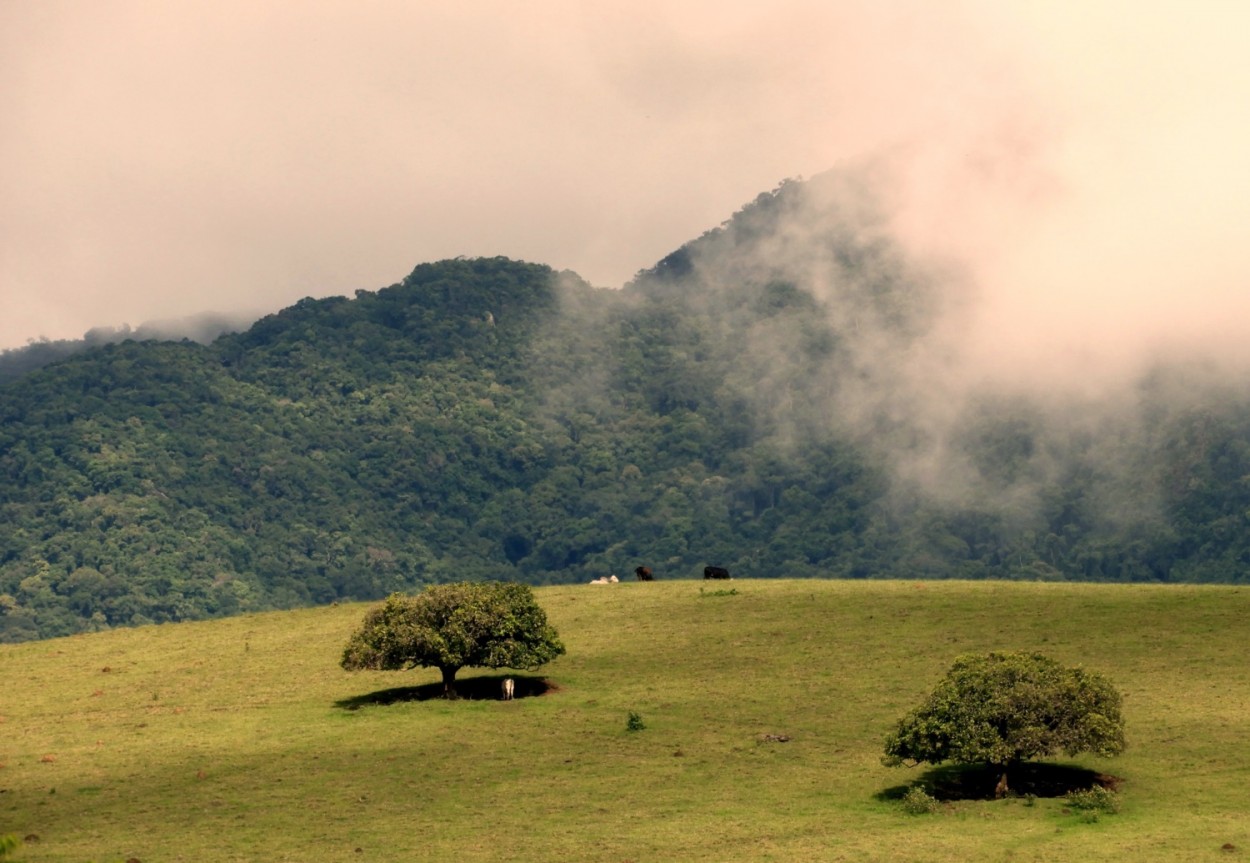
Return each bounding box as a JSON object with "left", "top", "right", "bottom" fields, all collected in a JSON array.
[
  {"left": 0, "top": 834, "right": 19, "bottom": 860},
  {"left": 900, "top": 786, "right": 940, "bottom": 815},
  {"left": 1066, "top": 785, "right": 1120, "bottom": 814},
  {"left": 626, "top": 711, "right": 646, "bottom": 732}
]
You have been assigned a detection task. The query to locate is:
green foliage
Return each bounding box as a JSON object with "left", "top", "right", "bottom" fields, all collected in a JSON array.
[
  {"left": 7, "top": 179, "right": 1250, "bottom": 643},
  {"left": 1066, "top": 785, "right": 1120, "bottom": 814},
  {"left": 0, "top": 834, "right": 18, "bottom": 860},
  {"left": 882, "top": 652, "right": 1126, "bottom": 780},
  {"left": 899, "top": 786, "right": 940, "bottom": 815},
  {"left": 341, "top": 581, "right": 565, "bottom": 693},
  {"left": 626, "top": 710, "right": 646, "bottom": 732}
]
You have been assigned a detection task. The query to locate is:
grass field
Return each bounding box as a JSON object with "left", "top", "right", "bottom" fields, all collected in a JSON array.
[{"left": 2, "top": 579, "right": 1249, "bottom": 862}]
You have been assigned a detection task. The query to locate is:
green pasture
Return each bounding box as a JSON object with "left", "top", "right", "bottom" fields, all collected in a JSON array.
[{"left": 2, "top": 579, "right": 1249, "bottom": 862}]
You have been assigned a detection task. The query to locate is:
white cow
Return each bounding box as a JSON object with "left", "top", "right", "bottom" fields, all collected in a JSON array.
[{"left": 502, "top": 678, "right": 515, "bottom": 700}]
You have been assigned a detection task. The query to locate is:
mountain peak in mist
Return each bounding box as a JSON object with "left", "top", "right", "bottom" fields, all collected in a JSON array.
[{"left": 5, "top": 175, "right": 1250, "bottom": 645}]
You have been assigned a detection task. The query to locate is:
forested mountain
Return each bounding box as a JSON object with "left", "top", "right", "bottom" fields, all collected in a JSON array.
[{"left": 4, "top": 174, "right": 1250, "bottom": 642}]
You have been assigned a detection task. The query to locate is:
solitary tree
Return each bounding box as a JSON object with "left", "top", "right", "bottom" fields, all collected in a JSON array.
[
  {"left": 882, "top": 651, "right": 1125, "bottom": 796},
  {"left": 341, "top": 582, "right": 565, "bottom": 696}
]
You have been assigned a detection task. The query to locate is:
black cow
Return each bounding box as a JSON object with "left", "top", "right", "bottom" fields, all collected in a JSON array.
[
  {"left": 634, "top": 566, "right": 654, "bottom": 581},
  {"left": 704, "top": 566, "right": 731, "bottom": 580}
]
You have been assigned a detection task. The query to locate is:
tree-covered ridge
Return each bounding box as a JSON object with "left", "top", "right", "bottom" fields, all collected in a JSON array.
[
  {"left": 4, "top": 180, "right": 1250, "bottom": 642},
  {"left": 0, "top": 313, "right": 254, "bottom": 385},
  {"left": 0, "top": 259, "right": 557, "bottom": 640}
]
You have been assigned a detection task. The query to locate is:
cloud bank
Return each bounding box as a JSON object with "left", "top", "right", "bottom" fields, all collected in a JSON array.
[{"left": 4, "top": 0, "right": 1250, "bottom": 395}]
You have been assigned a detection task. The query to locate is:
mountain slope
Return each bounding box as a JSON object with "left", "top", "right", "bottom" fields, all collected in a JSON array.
[{"left": 4, "top": 176, "right": 1250, "bottom": 642}]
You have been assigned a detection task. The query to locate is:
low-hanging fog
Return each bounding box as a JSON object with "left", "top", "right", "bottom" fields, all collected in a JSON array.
[{"left": 609, "top": 146, "right": 1250, "bottom": 541}]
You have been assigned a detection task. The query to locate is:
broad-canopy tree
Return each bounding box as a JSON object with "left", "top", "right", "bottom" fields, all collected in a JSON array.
[
  {"left": 341, "top": 581, "right": 565, "bottom": 695},
  {"left": 882, "top": 651, "right": 1125, "bottom": 796}
]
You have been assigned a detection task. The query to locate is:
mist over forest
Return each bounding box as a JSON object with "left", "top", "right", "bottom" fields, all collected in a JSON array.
[
  {"left": 3, "top": 170, "right": 1250, "bottom": 643},
  {"left": 0, "top": 313, "right": 259, "bottom": 385}
]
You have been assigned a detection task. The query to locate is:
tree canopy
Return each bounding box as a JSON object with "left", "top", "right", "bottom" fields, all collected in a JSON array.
[
  {"left": 882, "top": 651, "right": 1125, "bottom": 795},
  {"left": 340, "top": 581, "right": 565, "bottom": 695}
]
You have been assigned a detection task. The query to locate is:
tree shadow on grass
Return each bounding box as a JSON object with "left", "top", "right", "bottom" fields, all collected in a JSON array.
[
  {"left": 877, "top": 762, "right": 1124, "bottom": 802},
  {"left": 335, "top": 674, "right": 553, "bottom": 710}
]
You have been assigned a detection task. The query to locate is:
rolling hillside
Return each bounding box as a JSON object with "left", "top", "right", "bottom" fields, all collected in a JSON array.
[{"left": 1, "top": 579, "right": 1247, "bottom": 862}]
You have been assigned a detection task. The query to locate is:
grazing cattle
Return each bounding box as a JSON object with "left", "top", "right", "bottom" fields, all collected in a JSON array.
[
  {"left": 502, "top": 678, "right": 515, "bottom": 700},
  {"left": 634, "top": 566, "right": 654, "bottom": 581},
  {"left": 704, "top": 566, "right": 731, "bottom": 580}
]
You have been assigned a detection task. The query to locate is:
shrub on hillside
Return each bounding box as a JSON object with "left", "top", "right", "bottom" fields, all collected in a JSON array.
[
  {"left": 882, "top": 651, "right": 1125, "bottom": 797},
  {"left": 1066, "top": 785, "right": 1120, "bottom": 814},
  {"left": 899, "top": 786, "right": 940, "bottom": 815}
]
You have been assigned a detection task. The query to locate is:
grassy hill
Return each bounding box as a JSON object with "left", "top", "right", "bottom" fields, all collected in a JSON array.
[{"left": 2, "top": 579, "right": 1247, "bottom": 862}]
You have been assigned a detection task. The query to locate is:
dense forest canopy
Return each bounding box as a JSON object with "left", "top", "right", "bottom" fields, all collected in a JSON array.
[{"left": 3, "top": 173, "right": 1250, "bottom": 642}]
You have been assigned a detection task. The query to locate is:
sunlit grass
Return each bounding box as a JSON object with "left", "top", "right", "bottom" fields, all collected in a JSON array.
[{"left": 2, "top": 580, "right": 1249, "bottom": 861}]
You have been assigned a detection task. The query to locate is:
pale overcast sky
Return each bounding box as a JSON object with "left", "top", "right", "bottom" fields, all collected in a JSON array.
[{"left": 4, "top": 1, "right": 1250, "bottom": 380}]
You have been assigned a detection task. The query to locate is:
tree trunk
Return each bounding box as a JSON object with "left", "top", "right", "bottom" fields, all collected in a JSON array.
[{"left": 440, "top": 666, "right": 460, "bottom": 698}]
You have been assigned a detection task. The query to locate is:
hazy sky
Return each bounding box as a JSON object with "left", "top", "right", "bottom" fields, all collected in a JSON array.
[{"left": 4, "top": 1, "right": 1250, "bottom": 380}]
